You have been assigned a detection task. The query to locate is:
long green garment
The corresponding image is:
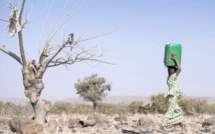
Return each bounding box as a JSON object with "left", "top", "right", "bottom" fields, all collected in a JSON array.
[{"left": 162, "top": 73, "right": 183, "bottom": 127}]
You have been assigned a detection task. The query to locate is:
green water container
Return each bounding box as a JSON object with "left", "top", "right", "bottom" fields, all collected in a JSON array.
[{"left": 164, "top": 43, "right": 182, "bottom": 66}]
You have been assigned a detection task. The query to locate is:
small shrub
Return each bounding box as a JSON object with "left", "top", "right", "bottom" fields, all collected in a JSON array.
[
  {"left": 138, "top": 104, "right": 151, "bottom": 114},
  {"left": 0, "top": 101, "right": 33, "bottom": 117},
  {"left": 150, "top": 93, "right": 168, "bottom": 114},
  {"left": 97, "top": 102, "right": 127, "bottom": 115},
  {"left": 128, "top": 101, "right": 144, "bottom": 114},
  {"left": 49, "top": 101, "right": 73, "bottom": 115},
  {"left": 76, "top": 104, "right": 93, "bottom": 114}
]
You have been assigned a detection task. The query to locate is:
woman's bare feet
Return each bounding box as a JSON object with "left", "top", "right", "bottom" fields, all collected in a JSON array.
[
  {"left": 159, "top": 125, "right": 166, "bottom": 133},
  {"left": 180, "top": 123, "right": 186, "bottom": 133}
]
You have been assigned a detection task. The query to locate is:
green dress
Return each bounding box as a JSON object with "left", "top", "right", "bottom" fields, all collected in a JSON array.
[{"left": 162, "top": 73, "right": 183, "bottom": 127}]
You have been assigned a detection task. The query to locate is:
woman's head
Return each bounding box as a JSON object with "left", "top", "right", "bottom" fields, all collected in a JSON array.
[{"left": 168, "top": 66, "right": 177, "bottom": 76}]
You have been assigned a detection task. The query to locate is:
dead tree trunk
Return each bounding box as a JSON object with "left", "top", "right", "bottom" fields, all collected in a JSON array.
[
  {"left": 31, "top": 99, "right": 50, "bottom": 124},
  {"left": 22, "top": 61, "right": 50, "bottom": 124}
]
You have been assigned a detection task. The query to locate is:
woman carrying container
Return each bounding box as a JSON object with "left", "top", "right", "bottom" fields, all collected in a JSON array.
[{"left": 161, "top": 53, "right": 185, "bottom": 132}]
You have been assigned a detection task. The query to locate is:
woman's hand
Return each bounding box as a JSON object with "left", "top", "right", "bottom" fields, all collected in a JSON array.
[{"left": 171, "top": 53, "right": 177, "bottom": 60}]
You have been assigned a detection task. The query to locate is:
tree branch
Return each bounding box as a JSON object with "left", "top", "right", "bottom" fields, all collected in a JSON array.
[
  {"left": 48, "top": 59, "right": 78, "bottom": 67},
  {"left": 47, "top": 45, "right": 114, "bottom": 68},
  {"left": 0, "top": 0, "right": 8, "bottom": 8},
  {"left": 37, "top": 0, "right": 113, "bottom": 68},
  {"left": 74, "top": 29, "right": 117, "bottom": 44},
  {"left": 0, "top": 18, "right": 9, "bottom": 22},
  {"left": 18, "top": 0, "right": 27, "bottom": 68},
  {"left": 19, "top": 0, "right": 25, "bottom": 24},
  {"left": 38, "top": 0, "right": 54, "bottom": 55},
  {"left": 0, "top": 45, "right": 22, "bottom": 65},
  {"left": 41, "top": 1, "right": 83, "bottom": 54},
  {"left": 43, "top": 40, "right": 69, "bottom": 68}
]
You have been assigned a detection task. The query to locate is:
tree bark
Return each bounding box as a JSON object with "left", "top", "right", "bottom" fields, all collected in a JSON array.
[
  {"left": 22, "top": 61, "right": 50, "bottom": 124},
  {"left": 92, "top": 101, "right": 97, "bottom": 112},
  {"left": 32, "top": 99, "right": 50, "bottom": 124}
]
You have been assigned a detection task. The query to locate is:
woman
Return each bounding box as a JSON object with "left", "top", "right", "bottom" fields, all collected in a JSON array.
[{"left": 161, "top": 53, "right": 185, "bottom": 131}]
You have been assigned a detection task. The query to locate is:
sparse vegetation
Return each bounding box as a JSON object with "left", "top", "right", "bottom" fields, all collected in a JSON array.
[
  {"left": 97, "top": 102, "right": 127, "bottom": 115},
  {"left": 0, "top": 101, "right": 33, "bottom": 117},
  {"left": 178, "top": 97, "right": 215, "bottom": 114},
  {"left": 49, "top": 101, "right": 74, "bottom": 115},
  {"left": 128, "top": 101, "right": 144, "bottom": 114},
  {"left": 150, "top": 93, "right": 168, "bottom": 114},
  {"left": 138, "top": 94, "right": 215, "bottom": 114},
  {"left": 1, "top": 95, "right": 215, "bottom": 117}
]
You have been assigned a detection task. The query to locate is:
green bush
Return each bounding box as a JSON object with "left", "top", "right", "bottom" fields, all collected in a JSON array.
[
  {"left": 194, "top": 99, "right": 211, "bottom": 114},
  {"left": 207, "top": 104, "right": 215, "bottom": 114},
  {"left": 178, "top": 97, "right": 195, "bottom": 112},
  {"left": 178, "top": 97, "right": 215, "bottom": 114},
  {"left": 138, "top": 104, "right": 152, "bottom": 114},
  {"left": 149, "top": 94, "right": 215, "bottom": 114},
  {"left": 150, "top": 93, "right": 168, "bottom": 114},
  {"left": 128, "top": 101, "right": 144, "bottom": 114}
]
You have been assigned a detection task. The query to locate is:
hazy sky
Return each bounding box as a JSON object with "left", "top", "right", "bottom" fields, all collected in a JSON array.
[{"left": 0, "top": 0, "right": 215, "bottom": 101}]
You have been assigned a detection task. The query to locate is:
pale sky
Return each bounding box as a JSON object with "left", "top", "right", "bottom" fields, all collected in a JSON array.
[{"left": 0, "top": 0, "right": 215, "bottom": 101}]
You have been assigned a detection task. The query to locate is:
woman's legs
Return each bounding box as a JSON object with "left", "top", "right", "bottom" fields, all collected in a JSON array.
[{"left": 161, "top": 96, "right": 185, "bottom": 133}]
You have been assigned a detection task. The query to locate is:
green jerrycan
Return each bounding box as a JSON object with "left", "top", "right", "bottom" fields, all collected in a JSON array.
[{"left": 164, "top": 43, "right": 182, "bottom": 66}]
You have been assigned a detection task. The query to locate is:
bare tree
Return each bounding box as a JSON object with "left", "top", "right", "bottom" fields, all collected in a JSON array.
[{"left": 0, "top": 0, "right": 111, "bottom": 124}]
